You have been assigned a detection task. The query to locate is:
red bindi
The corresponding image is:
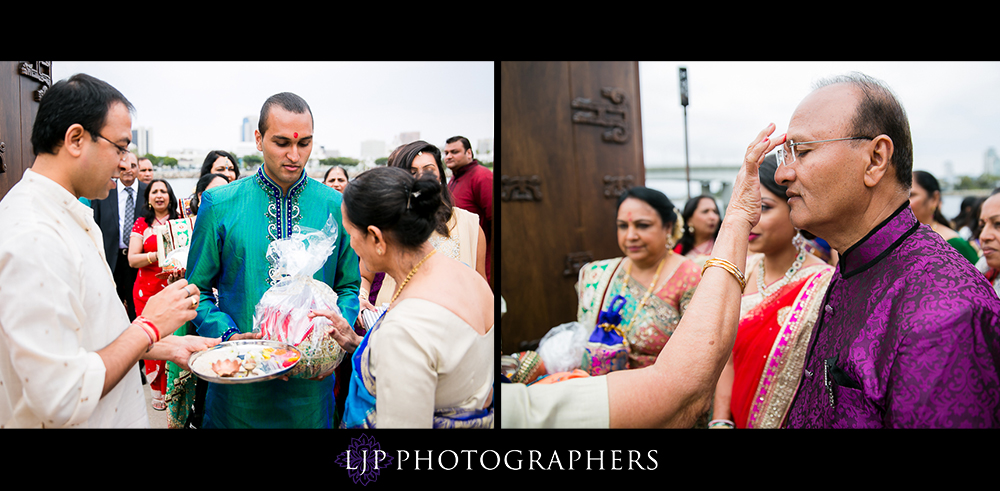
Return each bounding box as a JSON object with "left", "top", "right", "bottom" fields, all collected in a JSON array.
[{"left": 293, "top": 132, "right": 298, "bottom": 138}]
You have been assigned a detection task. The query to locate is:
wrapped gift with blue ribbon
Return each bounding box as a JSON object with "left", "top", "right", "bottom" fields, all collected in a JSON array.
[{"left": 580, "top": 294, "right": 629, "bottom": 375}]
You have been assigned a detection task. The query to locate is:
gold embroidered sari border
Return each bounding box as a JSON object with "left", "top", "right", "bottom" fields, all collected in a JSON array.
[{"left": 745, "top": 267, "right": 833, "bottom": 428}]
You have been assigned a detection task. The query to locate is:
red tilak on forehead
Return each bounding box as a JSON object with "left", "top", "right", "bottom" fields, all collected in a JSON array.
[{"left": 294, "top": 132, "right": 298, "bottom": 138}]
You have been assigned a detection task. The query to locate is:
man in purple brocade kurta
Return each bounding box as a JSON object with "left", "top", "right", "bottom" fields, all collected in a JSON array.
[{"left": 774, "top": 73, "right": 1000, "bottom": 428}]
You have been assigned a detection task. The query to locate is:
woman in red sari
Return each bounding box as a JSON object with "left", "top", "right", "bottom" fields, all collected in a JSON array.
[
  {"left": 128, "top": 179, "right": 180, "bottom": 410},
  {"left": 711, "top": 155, "right": 833, "bottom": 429}
]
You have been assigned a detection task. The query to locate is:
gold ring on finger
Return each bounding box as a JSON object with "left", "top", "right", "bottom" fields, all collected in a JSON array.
[{"left": 191, "top": 297, "right": 198, "bottom": 308}]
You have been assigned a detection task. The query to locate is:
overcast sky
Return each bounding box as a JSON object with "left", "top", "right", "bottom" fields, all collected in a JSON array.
[
  {"left": 52, "top": 61, "right": 494, "bottom": 160},
  {"left": 639, "top": 61, "right": 1000, "bottom": 180}
]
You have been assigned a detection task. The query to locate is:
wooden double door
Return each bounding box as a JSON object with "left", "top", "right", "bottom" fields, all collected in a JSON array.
[{"left": 500, "top": 61, "right": 645, "bottom": 354}]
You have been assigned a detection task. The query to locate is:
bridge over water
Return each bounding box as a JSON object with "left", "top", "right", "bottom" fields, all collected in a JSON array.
[
  {"left": 646, "top": 163, "right": 986, "bottom": 219},
  {"left": 645, "top": 163, "right": 743, "bottom": 183},
  {"left": 645, "top": 163, "right": 741, "bottom": 204}
]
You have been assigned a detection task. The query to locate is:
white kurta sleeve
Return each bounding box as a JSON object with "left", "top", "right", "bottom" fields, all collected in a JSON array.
[
  {"left": 501, "top": 376, "right": 610, "bottom": 428},
  {"left": 0, "top": 227, "right": 106, "bottom": 427}
]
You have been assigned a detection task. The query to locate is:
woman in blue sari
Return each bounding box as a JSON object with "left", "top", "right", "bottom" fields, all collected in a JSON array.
[{"left": 310, "top": 167, "right": 494, "bottom": 428}]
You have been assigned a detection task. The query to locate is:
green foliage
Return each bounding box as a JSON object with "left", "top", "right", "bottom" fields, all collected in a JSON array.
[
  {"left": 374, "top": 157, "right": 388, "bottom": 167},
  {"left": 144, "top": 153, "right": 178, "bottom": 168},
  {"left": 242, "top": 154, "right": 263, "bottom": 168},
  {"left": 954, "top": 174, "right": 1000, "bottom": 190},
  {"left": 320, "top": 156, "right": 361, "bottom": 167},
  {"left": 955, "top": 176, "right": 975, "bottom": 190}
]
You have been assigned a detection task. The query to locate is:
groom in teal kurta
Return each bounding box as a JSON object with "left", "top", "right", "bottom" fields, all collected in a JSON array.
[{"left": 186, "top": 92, "right": 360, "bottom": 428}]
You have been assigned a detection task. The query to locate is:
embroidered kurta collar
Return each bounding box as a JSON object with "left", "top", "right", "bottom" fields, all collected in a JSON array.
[
  {"left": 838, "top": 201, "right": 919, "bottom": 279},
  {"left": 254, "top": 165, "right": 307, "bottom": 251},
  {"left": 254, "top": 165, "right": 307, "bottom": 198}
]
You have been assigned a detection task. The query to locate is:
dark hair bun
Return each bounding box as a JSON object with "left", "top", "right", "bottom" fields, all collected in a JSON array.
[
  {"left": 408, "top": 174, "right": 444, "bottom": 221},
  {"left": 343, "top": 167, "right": 449, "bottom": 249}
]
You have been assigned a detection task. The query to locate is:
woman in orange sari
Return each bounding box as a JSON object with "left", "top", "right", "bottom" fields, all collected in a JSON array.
[{"left": 711, "top": 155, "right": 833, "bottom": 429}]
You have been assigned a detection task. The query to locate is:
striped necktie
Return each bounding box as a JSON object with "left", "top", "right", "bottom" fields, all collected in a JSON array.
[{"left": 123, "top": 186, "right": 134, "bottom": 245}]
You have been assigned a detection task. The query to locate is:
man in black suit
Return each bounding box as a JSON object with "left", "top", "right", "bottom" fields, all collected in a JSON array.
[{"left": 92, "top": 151, "right": 147, "bottom": 321}]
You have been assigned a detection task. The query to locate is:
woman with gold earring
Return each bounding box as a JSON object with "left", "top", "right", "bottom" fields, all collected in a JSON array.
[
  {"left": 711, "top": 155, "right": 834, "bottom": 429},
  {"left": 577, "top": 187, "right": 701, "bottom": 370},
  {"left": 675, "top": 194, "right": 721, "bottom": 267},
  {"left": 309, "top": 167, "right": 493, "bottom": 428}
]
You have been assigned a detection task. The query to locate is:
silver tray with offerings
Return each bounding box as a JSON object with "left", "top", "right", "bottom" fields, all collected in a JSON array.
[{"left": 188, "top": 340, "right": 301, "bottom": 384}]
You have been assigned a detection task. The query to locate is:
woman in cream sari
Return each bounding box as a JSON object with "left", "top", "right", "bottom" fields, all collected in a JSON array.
[
  {"left": 711, "top": 155, "right": 833, "bottom": 429},
  {"left": 312, "top": 167, "right": 493, "bottom": 428}
]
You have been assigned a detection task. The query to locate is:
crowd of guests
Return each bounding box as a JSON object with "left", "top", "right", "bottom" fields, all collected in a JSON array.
[
  {"left": 122, "top": 138, "right": 494, "bottom": 428},
  {"left": 905, "top": 169, "right": 1000, "bottom": 299},
  {"left": 503, "top": 72, "right": 1000, "bottom": 428},
  {"left": 506, "top": 165, "right": 1000, "bottom": 428},
  {"left": 0, "top": 73, "right": 493, "bottom": 428}
]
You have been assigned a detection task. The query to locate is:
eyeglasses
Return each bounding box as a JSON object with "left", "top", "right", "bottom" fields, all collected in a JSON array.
[
  {"left": 96, "top": 133, "right": 131, "bottom": 161},
  {"left": 777, "top": 136, "right": 873, "bottom": 166}
]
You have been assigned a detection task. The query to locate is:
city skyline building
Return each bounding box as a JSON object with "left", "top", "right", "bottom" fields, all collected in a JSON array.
[
  {"left": 153, "top": 115, "right": 494, "bottom": 169},
  {"left": 391, "top": 131, "right": 420, "bottom": 150},
  {"left": 476, "top": 138, "right": 493, "bottom": 159},
  {"left": 241, "top": 116, "right": 254, "bottom": 143},
  {"left": 986, "top": 147, "right": 1000, "bottom": 176},
  {"left": 131, "top": 126, "right": 153, "bottom": 156}
]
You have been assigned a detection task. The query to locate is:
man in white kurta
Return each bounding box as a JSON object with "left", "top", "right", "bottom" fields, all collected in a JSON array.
[
  {"left": 0, "top": 73, "right": 211, "bottom": 428},
  {"left": 0, "top": 169, "right": 149, "bottom": 428}
]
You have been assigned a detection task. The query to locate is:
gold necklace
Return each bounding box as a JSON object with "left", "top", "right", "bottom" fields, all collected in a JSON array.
[
  {"left": 390, "top": 249, "right": 437, "bottom": 305},
  {"left": 756, "top": 246, "right": 806, "bottom": 297},
  {"left": 621, "top": 255, "right": 667, "bottom": 334}
]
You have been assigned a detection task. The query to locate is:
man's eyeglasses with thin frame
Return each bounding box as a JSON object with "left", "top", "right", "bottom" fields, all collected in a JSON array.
[
  {"left": 96, "top": 133, "right": 131, "bottom": 161},
  {"left": 776, "top": 136, "right": 873, "bottom": 166}
]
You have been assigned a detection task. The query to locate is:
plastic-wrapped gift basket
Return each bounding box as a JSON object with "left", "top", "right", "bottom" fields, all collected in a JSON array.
[{"left": 251, "top": 215, "right": 346, "bottom": 379}]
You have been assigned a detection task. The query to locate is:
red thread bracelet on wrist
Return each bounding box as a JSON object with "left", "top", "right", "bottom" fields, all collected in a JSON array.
[
  {"left": 136, "top": 316, "right": 161, "bottom": 343},
  {"left": 134, "top": 321, "right": 155, "bottom": 352}
]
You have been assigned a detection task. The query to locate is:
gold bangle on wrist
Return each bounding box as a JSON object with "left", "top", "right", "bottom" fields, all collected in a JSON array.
[{"left": 702, "top": 257, "right": 746, "bottom": 292}]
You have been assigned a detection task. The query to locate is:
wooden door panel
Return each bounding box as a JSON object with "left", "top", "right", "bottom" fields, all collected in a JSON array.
[
  {"left": 0, "top": 61, "right": 48, "bottom": 201},
  {"left": 501, "top": 61, "right": 645, "bottom": 354},
  {"left": 0, "top": 62, "right": 22, "bottom": 197},
  {"left": 569, "top": 61, "right": 645, "bottom": 265},
  {"left": 501, "top": 61, "right": 585, "bottom": 352}
]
